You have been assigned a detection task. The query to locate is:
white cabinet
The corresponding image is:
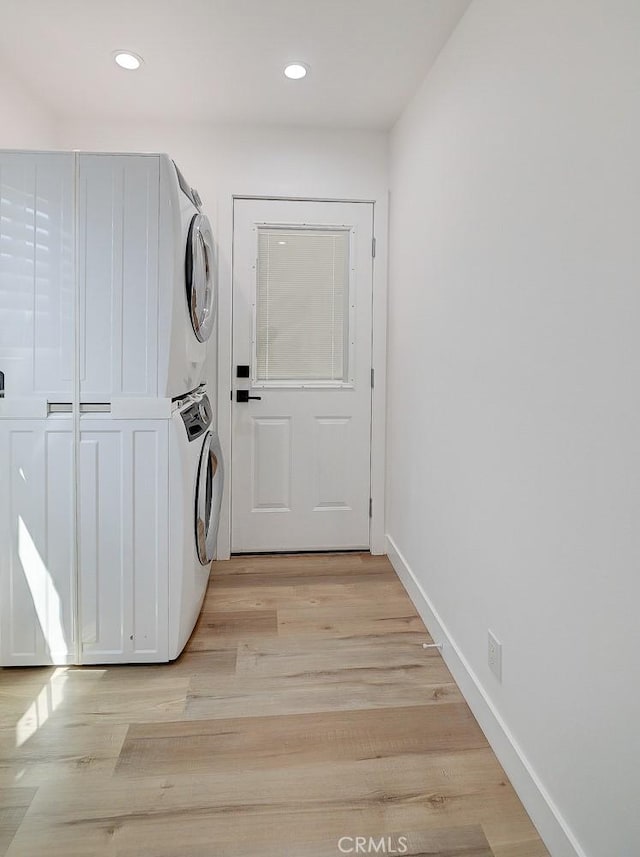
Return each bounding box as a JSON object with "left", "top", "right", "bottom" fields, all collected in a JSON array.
[
  {"left": 1, "top": 149, "right": 212, "bottom": 417},
  {"left": 0, "top": 150, "right": 203, "bottom": 665},
  {"left": 0, "top": 417, "right": 75, "bottom": 666},
  {"left": 0, "top": 416, "right": 169, "bottom": 665},
  {"left": 0, "top": 152, "right": 175, "bottom": 406},
  {"left": 78, "top": 417, "right": 169, "bottom": 663}
]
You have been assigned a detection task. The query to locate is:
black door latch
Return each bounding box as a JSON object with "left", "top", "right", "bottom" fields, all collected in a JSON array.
[{"left": 236, "top": 390, "right": 262, "bottom": 403}]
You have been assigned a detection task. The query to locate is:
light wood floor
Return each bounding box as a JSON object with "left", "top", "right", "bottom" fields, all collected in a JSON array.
[{"left": 0, "top": 553, "right": 549, "bottom": 857}]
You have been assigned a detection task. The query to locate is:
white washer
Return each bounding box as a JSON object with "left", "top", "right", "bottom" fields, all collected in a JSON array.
[
  {"left": 168, "top": 386, "right": 224, "bottom": 660},
  {"left": 0, "top": 151, "right": 218, "bottom": 408}
]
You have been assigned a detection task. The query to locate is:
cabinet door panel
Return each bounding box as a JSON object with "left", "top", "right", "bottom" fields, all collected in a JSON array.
[
  {"left": 78, "top": 155, "right": 160, "bottom": 401},
  {"left": 78, "top": 418, "right": 168, "bottom": 664},
  {"left": 0, "top": 152, "right": 74, "bottom": 402},
  {"left": 0, "top": 418, "right": 74, "bottom": 666}
]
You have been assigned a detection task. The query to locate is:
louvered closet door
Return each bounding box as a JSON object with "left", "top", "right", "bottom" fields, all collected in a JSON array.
[{"left": 231, "top": 199, "right": 374, "bottom": 552}]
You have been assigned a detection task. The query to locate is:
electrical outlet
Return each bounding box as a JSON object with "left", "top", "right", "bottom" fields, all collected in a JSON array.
[{"left": 488, "top": 630, "right": 502, "bottom": 681}]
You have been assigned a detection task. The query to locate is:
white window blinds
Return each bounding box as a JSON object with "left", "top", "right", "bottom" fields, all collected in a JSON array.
[{"left": 256, "top": 227, "right": 350, "bottom": 382}]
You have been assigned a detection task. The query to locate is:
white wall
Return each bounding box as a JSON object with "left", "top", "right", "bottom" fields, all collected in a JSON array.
[
  {"left": 387, "top": 1, "right": 640, "bottom": 856},
  {"left": 55, "top": 119, "right": 388, "bottom": 200},
  {"left": 0, "top": 60, "right": 55, "bottom": 147},
  {"left": 56, "top": 118, "right": 389, "bottom": 556}
]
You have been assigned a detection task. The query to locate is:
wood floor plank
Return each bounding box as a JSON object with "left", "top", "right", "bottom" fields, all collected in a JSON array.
[
  {"left": 186, "top": 609, "right": 279, "bottom": 650},
  {"left": 0, "top": 653, "right": 235, "bottom": 729},
  {"left": 115, "top": 704, "right": 488, "bottom": 777},
  {"left": 215, "top": 592, "right": 418, "bottom": 618},
  {"left": 5, "top": 750, "right": 521, "bottom": 857},
  {"left": 186, "top": 667, "right": 462, "bottom": 720},
  {"left": 88, "top": 648, "right": 238, "bottom": 679},
  {"left": 490, "top": 840, "right": 551, "bottom": 857},
  {"left": 482, "top": 818, "right": 553, "bottom": 857},
  {"left": 8, "top": 818, "right": 496, "bottom": 857},
  {"left": 234, "top": 631, "right": 437, "bottom": 678},
  {"left": 205, "top": 584, "right": 411, "bottom": 614},
  {"left": 0, "top": 649, "right": 237, "bottom": 724},
  {"left": 0, "top": 720, "right": 128, "bottom": 787},
  {"left": 46, "top": 679, "right": 190, "bottom": 724},
  {"left": 0, "top": 788, "right": 37, "bottom": 857},
  {"left": 277, "top": 603, "right": 424, "bottom": 637},
  {"left": 402, "top": 825, "right": 495, "bottom": 857},
  {"left": 0, "top": 670, "right": 64, "bottom": 731},
  {"left": 210, "top": 568, "right": 398, "bottom": 590},
  {"left": 210, "top": 553, "right": 392, "bottom": 578}
]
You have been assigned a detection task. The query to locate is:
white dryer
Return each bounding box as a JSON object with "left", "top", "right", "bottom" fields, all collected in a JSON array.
[
  {"left": 156, "top": 156, "right": 217, "bottom": 401},
  {"left": 168, "top": 386, "right": 223, "bottom": 660},
  {"left": 0, "top": 151, "right": 217, "bottom": 409}
]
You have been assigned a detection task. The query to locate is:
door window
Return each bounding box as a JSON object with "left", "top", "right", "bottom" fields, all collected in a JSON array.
[{"left": 255, "top": 227, "right": 351, "bottom": 384}]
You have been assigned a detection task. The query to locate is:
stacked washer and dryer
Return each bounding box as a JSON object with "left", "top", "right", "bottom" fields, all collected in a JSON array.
[{"left": 0, "top": 151, "right": 223, "bottom": 665}]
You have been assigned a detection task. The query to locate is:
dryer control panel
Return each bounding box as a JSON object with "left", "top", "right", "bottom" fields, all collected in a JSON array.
[
  {"left": 173, "top": 160, "right": 201, "bottom": 210},
  {"left": 181, "top": 393, "right": 212, "bottom": 441}
]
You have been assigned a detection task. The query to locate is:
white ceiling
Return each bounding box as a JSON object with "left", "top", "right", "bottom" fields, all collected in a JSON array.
[{"left": 0, "top": 0, "right": 470, "bottom": 129}]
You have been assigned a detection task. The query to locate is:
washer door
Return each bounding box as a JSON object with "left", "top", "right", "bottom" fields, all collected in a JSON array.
[
  {"left": 195, "top": 430, "right": 224, "bottom": 565},
  {"left": 185, "top": 213, "right": 216, "bottom": 343}
]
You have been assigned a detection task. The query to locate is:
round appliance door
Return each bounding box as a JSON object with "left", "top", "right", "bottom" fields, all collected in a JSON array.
[
  {"left": 195, "top": 430, "right": 224, "bottom": 565},
  {"left": 185, "top": 213, "right": 216, "bottom": 343}
]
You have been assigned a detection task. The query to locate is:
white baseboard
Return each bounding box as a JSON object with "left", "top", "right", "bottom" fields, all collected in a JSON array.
[{"left": 385, "top": 534, "right": 586, "bottom": 857}]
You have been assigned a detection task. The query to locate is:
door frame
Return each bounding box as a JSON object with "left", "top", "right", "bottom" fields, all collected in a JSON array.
[{"left": 215, "top": 193, "right": 388, "bottom": 559}]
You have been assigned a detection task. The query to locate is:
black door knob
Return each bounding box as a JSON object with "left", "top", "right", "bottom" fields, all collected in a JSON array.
[{"left": 236, "top": 390, "right": 262, "bottom": 403}]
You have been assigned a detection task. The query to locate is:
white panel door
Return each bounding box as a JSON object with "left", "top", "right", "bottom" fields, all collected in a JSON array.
[
  {"left": 232, "top": 199, "right": 373, "bottom": 552},
  {"left": 78, "top": 417, "right": 169, "bottom": 663},
  {"left": 78, "top": 154, "right": 160, "bottom": 402},
  {"left": 0, "top": 417, "right": 75, "bottom": 666},
  {"left": 0, "top": 152, "right": 74, "bottom": 402}
]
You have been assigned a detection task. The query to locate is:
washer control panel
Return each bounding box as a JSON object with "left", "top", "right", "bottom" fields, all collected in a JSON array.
[{"left": 181, "top": 393, "right": 212, "bottom": 441}]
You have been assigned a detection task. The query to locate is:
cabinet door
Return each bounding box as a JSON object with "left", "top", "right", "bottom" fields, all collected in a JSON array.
[
  {"left": 0, "top": 153, "right": 74, "bottom": 402},
  {"left": 0, "top": 418, "right": 75, "bottom": 666},
  {"left": 78, "top": 418, "right": 169, "bottom": 663},
  {"left": 77, "top": 155, "right": 160, "bottom": 402}
]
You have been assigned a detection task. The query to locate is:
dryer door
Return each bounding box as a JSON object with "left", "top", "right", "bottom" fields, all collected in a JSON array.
[
  {"left": 195, "top": 429, "right": 224, "bottom": 564},
  {"left": 185, "top": 213, "right": 216, "bottom": 343}
]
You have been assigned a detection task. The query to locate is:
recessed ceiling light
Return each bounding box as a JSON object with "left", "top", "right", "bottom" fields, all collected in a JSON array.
[
  {"left": 113, "top": 51, "right": 143, "bottom": 71},
  {"left": 284, "top": 63, "right": 308, "bottom": 80}
]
